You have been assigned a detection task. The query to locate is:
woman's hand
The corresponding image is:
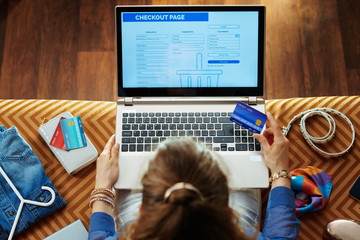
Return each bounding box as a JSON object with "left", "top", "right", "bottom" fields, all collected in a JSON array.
[
  {"left": 95, "top": 135, "right": 120, "bottom": 189},
  {"left": 254, "top": 113, "right": 290, "bottom": 189},
  {"left": 92, "top": 135, "right": 119, "bottom": 215}
]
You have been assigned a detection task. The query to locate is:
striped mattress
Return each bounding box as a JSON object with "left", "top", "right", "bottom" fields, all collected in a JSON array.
[{"left": 0, "top": 96, "right": 359, "bottom": 240}]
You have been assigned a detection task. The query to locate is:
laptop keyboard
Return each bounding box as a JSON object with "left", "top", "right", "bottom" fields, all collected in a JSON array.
[{"left": 121, "top": 112, "right": 261, "bottom": 152}]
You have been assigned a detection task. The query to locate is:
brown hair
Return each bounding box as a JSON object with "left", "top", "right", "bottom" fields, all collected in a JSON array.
[{"left": 120, "top": 138, "right": 248, "bottom": 240}]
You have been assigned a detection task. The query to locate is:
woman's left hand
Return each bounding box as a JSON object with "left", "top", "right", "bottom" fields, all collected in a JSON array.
[{"left": 95, "top": 135, "right": 120, "bottom": 189}]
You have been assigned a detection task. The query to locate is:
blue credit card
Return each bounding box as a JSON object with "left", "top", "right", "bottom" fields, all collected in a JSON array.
[
  {"left": 230, "top": 101, "right": 267, "bottom": 134},
  {"left": 60, "top": 117, "right": 87, "bottom": 150}
]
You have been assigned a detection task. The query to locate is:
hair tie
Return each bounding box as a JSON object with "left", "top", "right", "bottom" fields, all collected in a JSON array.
[{"left": 164, "top": 182, "right": 205, "bottom": 203}]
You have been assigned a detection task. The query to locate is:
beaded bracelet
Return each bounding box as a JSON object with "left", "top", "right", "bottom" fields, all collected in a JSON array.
[
  {"left": 90, "top": 193, "right": 111, "bottom": 201},
  {"left": 269, "top": 170, "right": 292, "bottom": 183},
  {"left": 89, "top": 194, "right": 115, "bottom": 209},
  {"left": 91, "top": 188, "right": 115, "bottom": 199}
]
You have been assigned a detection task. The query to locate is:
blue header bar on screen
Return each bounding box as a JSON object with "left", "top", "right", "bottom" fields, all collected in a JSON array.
[{"left": 123, "top": 13, "right": 209, "bottom": 22}]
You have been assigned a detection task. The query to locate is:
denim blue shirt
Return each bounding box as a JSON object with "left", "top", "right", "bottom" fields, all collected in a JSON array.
[
  {"left": 89, "top": 187, "right": 300, "bottom": 240},
  {"left": 0, "top": 126, "right": 67, "bottom": 239}
]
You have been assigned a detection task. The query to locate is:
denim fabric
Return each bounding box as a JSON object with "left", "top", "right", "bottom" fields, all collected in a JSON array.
[{"left": 0, "top": 126, "right": 67, "bottom": 239}]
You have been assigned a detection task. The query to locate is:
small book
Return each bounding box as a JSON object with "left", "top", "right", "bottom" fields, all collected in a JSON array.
[
  {"left": 43, "top": 219, "right": 88, "bottom": 240},
  {"left": 38, "top": 112, "right": 98, "bottom": 174}
]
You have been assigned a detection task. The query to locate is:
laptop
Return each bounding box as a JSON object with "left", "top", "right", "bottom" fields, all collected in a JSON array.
[{"left": 114, "top": 5, "right": 268, "bottom": 189}]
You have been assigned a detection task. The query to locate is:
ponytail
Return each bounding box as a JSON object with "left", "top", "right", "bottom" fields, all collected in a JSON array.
[
  {"left": 131, "top": 192, "right": 245, "bottom": 240},
  {"left": 119, "top": 138, "right": 248, "bottom": 240}
]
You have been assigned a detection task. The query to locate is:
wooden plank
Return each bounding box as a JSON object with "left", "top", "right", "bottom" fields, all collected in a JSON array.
[
  {"left": 260, "top": 0, "right": 306, "bottom": 99},
  {"left": 79, "top": 0, "right": 115, "bottom": 51},
  {"left": 347, "top": 69, "right": 360, "bottom": 96},
  {"left": 0, "top": 0, "right": 9, "bottom": 83},
  {"left": 75, "top": 52, "right": 116, "bottom": 101},
  {"left": 297, "top": 0, "right": 348, "bottom": 97},
  {"left": 37, "top": 0, "right": 80, "bottom": 100},
  {"left": 115, "top": 0, "right": 151, "bottom": 5},
  {"left": 337, "top": 0, "right": 360, "bottom": 69},
  {"left": 0, "top": 0, "right": 43, "bottom": 99}
]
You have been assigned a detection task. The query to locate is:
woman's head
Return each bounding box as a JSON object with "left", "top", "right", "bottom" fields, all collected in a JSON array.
[
  {"left": 127, "top": 138, "right": 246, "bottom": 240},
  {"left": 143, "top": 138, "right": 229, "bottom": 205}
]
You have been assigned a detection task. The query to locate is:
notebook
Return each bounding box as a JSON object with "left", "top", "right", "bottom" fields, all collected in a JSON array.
[
  {"left": 43, "top": 220, "right": 88, "bottom": 240},
  {"left": 38, "top": 112, "right": 98, "bottom": 174},
  {"left": 114, "top": 5, "right": 268, "bottom": 189}
]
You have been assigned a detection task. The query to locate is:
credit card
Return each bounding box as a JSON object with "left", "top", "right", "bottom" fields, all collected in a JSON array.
[
  {"left": 60, "top": 117, "right": 87, "bottom": 150},
  {"left": 50, "top": 117, "right": 68, "bottom": 151},
  {"left": 230, "top": 101, "right": 267, "bottom": 134}
]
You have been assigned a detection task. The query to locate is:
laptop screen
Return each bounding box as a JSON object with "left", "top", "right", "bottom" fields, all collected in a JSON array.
[{"left": 116, "top": 6, "right": 265, "bottom": 97}]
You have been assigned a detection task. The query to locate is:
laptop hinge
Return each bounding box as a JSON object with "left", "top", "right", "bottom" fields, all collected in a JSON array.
[
  {"left": 124, "top": 97, "right": 134, "bottom": 106},
  {"left": 248, "top": 96, "right": 257, "bottom": 105}
]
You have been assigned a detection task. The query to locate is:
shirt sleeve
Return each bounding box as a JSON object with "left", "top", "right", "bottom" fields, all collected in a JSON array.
[
  {"left": 88, "top": 187, "right": 299, "bottom": 240},
  {"left": 88, "top": 212, "right": 120, "bottom": 240},
  {"left": 255, "top": 186, "right": 301, "bottom": 240}
]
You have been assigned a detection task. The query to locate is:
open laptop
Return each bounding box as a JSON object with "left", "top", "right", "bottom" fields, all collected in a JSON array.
[{"left": 114, "top": 5, "right": 268, "bottom": 189}]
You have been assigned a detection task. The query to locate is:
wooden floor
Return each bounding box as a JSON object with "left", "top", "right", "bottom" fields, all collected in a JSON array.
[
  {"left": 1, "top": 1, "right": 360, "bottom": 239},
  {"left": 0, "top": 0, "right": 359, "bottom": 101}
]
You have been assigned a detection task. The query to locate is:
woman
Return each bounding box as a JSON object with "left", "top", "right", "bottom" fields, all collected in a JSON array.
[{"left": 88, "top": 113, "right": 300, "bottom": 239}]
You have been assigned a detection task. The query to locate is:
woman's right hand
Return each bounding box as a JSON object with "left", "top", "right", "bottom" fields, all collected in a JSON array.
[
  {"left": 254, "top": 112, "right": 290, "bottom": 188},
  {"left": 95, "top": 135, "right": 120, "bottom": 189}
]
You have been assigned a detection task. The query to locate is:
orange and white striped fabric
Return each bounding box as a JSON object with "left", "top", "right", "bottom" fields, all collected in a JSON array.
[{"left": 0, "top": 96, "right": 359, "bottom": 240}]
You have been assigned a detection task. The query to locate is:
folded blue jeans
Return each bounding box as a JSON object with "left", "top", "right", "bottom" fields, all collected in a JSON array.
[{"left": 0, "top": 126, "right": 67, "bottom": 239}]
